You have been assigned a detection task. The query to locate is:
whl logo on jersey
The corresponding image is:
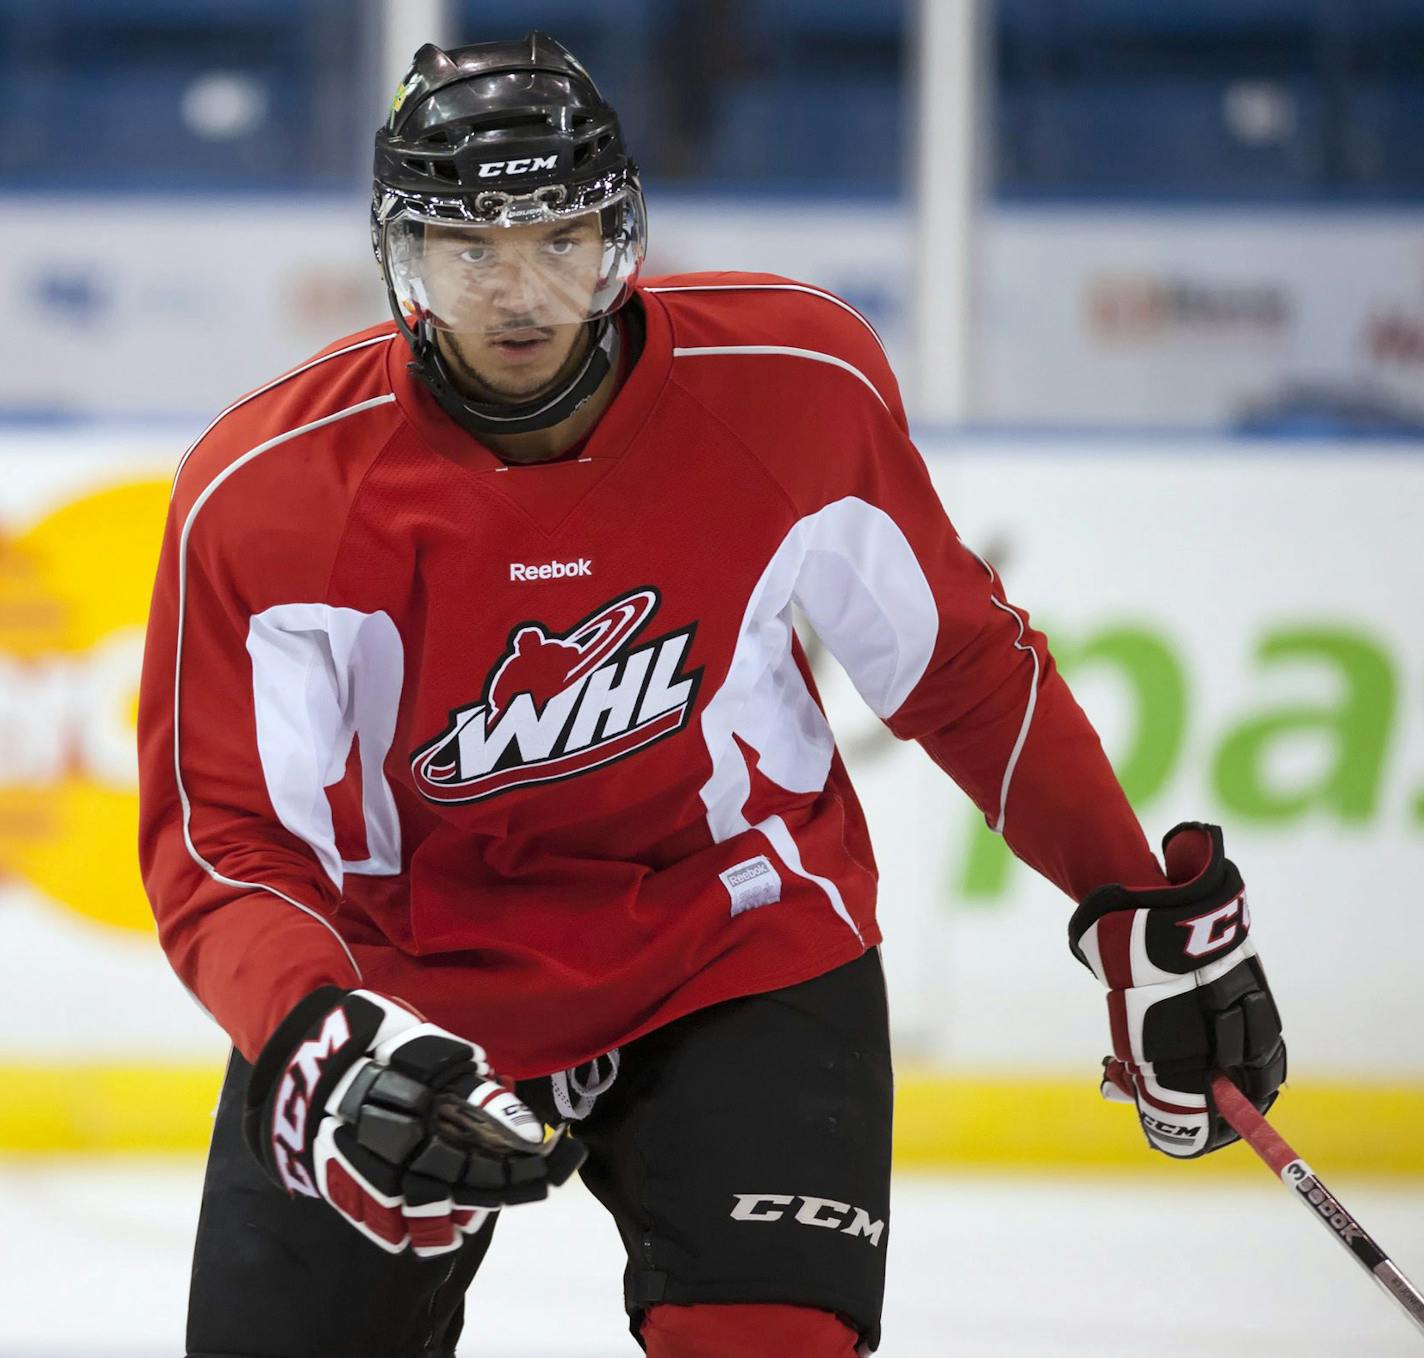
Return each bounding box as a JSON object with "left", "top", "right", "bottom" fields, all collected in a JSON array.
[{"left": 411, "top": 587, "right": 702, "bottom": 804}]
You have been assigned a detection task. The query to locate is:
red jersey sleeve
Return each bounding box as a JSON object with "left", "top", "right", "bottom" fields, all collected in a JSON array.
[
  {"left": 766, "top": 297, "right": 1167, "bottom": 900},
  {"left": 137, "top": 492, "right": 362, "bottom": 1060},
  {"left": 136, "top": 370, "right": 400, "bottom": 1059}
]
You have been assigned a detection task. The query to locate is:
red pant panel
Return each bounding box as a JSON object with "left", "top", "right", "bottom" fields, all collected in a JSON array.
[{"left": 641, "top": 1302, "right": 861, "bottom": 1358}]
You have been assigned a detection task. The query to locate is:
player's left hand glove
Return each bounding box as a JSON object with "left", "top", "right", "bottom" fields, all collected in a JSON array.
[
  {"left": 1068, "top": 822, "right": 1286, "bottom": 1158},
  {"left": 242, "top": 987, "right": 584, "bottom": 1256}
]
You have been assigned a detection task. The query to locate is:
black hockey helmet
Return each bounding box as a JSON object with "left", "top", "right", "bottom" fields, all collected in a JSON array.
[
  {"left": 374, "top": 33, "right": 637, "bottom": 220},
  {"left": 371, "top": 34, "right": 646, "bottom": 436}
]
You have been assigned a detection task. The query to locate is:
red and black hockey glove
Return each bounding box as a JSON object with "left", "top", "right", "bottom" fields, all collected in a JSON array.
[
  {"left": 1068, "top": 823, "right": 1286, "bottom": 1158},
  {"left": 243, "top": 988, "right": 585, "bottom": 1256}
]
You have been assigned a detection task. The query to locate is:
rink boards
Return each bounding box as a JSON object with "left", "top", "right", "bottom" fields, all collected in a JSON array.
[{"left": 0, "top": 429, "right": 1420, "bottom": 1168}]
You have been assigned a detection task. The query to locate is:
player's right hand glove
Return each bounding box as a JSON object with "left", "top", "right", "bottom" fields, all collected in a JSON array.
[
  {"left": 1068, "top": 822, "right": 1286, "bottom": 1158},
  {"left": 243, "top": 987, "right": 584, "bottom": 1256}
]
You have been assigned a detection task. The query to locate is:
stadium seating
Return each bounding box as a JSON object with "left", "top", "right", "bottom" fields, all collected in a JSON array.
[{"left": 2, "top": 0, "right": 1422, "bottom": 199}]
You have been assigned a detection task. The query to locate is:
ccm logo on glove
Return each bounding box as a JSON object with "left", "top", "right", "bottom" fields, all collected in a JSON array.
[
  {"left": 270, "top": 1008, "right": 354, "bottom": 1196},
  {"left": 1179, "top": 893, "right": 1249, "bottom": 959},
  {"left": 243, "top": 987, "right": 586, "bottom": 1257},
  {"left": 1068, "top": 822, "right": 1286, "bottom": 1159}
]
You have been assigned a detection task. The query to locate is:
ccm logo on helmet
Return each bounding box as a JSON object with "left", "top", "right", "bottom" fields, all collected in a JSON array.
[
  {"left": 1178, "top": 892, "right": 1250, "bottom": 958},
  {"left": 479, "top": 155, "right": 559, "bottom": 178},
  {"left": 730, "top": 1194, "right": 885, "bottom": 1247},
  {"left": 269, "top": 1009, "right": 353, "bottom": 1198}
]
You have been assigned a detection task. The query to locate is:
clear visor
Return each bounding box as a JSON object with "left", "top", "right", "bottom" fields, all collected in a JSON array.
[{"left": 381, "top": 192, "right": 645, "bottom": 335}]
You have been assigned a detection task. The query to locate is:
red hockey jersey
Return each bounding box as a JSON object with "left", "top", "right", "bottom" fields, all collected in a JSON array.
[{"left": 138, "top": 273, "right": 1166, "bottom": 1078}]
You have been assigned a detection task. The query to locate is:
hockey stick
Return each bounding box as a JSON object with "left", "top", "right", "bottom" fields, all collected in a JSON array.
[{"left": 1106, "top": 1060, "right": 1424, "bottom": 1338}]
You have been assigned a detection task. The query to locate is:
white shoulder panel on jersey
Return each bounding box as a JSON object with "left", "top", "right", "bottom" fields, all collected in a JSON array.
[
  {"left": 247, "top": 603, "right": 406, "bottom": 891},
  {"left": 698, "top": 496, "right": 938, "bottom": 940},
  {"left": 173, "top": 393, "right": 396, "bottom": 975},
  {"left": 790, "top": 497, "right": 939, "bottom": 717}
]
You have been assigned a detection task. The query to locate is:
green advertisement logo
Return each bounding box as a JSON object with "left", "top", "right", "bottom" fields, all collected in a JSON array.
[{"left": 957, "top": 620, "right": 1402, "bottom": 904}]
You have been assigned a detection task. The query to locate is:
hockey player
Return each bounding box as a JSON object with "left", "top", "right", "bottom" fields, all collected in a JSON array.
[{"left": 137, "top": 34, "right": 1287, "bottom": 1358}]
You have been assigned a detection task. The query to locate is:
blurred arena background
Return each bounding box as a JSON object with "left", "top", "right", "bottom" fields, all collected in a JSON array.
[{"left": 2, "top": 2, "right": 1423, "bottom": 1353}]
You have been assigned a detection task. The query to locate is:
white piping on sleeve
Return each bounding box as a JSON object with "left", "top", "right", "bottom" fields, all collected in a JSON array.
[
  {"left": 985, "top": 596, "right": 1040, "bottom": 836},
  {"left": 954, "top": 532, "right": 1042, "bottom": 835},
  {"left": 957, "top": 535, "right": 998, "bottom": 584},
  {"left": 672, "top": 345, "right": 889, "bottom": 411},
  {"left": 172, "top": 332, "right": 398, "bottom": 493},
  {"left": 172, "top": 392, "right": 397, "bottom": 977},
  {"left": 646, "top": 283, "right": 887, "bottom": 353}
]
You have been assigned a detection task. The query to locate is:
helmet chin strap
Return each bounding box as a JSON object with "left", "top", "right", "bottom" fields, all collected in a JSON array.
[{"left": 410, "top": 317, "right": 618, "bottom": 439}]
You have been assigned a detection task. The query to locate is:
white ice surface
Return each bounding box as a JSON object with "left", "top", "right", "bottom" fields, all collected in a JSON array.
[{"left": 1, "top": 1162, "right": 1421, "bottom": 1356}]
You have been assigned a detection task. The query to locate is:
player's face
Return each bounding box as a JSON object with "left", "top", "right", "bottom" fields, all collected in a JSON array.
[
  {"left": 439, "top": 315, "right": 589, "bottom": 401},
  {"left": 420, "top": 216, "right": 605, "bottom": 399}
]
